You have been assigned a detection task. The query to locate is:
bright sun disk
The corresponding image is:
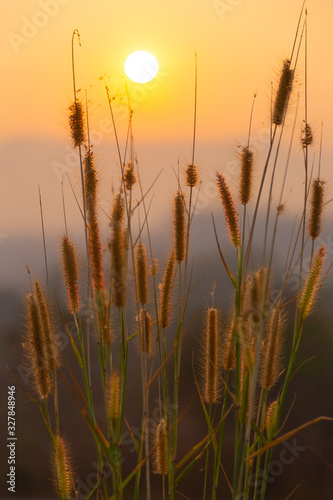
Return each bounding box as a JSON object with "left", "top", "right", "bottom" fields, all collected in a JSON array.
[{"left": 124, "top": 51, "right": 159, "bottom": 84}]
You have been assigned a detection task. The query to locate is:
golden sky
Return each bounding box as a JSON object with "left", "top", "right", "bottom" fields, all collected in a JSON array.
[
  {"left": 1, "top": 0, "right": 333, "bottom": 138},
  {"left": 1, "top": 0, "right": 333, "bottom": 239}
]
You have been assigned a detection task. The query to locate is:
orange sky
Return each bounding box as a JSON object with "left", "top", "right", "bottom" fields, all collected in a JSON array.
[
  {"left": 1, "top": 0, "right": 333, "bottom": 240},
  {"left": 2, "top": 0, "right": 333, "bottom": 140}
]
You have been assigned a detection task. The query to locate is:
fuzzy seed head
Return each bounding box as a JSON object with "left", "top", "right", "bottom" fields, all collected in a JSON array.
[
  {"left": 83, "top": 149, "right": 105, "bottom": 290},
  {"left": 186, "top": 163, "right": 198, "bottom": 187},
  {"left": 174, "top": 191, "right": 186, "bottom": 263},
  {"left": 243, "top": 268, "right": 267, "bottom": 326},
  {"left": 34, "top": 280, "right": 57, "bottom": 371},
  {"left": 112, "top": 192, "right": 125, "bottom": 222},
  {"left": 240, "top": 147, "right": 254, "bottom": 205},
  {"left": 239, "top": 351, "right": 250, "bottom": 424},
  {"left": 107, "top": 371, "right": 120, "bottom": 423},
  {"left": 135, "top": 242, "right": 148, "bottom": 305},
  {"left": 309, "top": 178, "right": 325, "bottom": 240},
  {"left": 298, "top": 245, "right": 325, "bottom": 322},
  {"left": 123, "top": 227, "right": 129, "bottom": 251},
  {"left": 224, "top": 311, "right": 236, "bottom": 371},
  {"left": 277, "top": 204, "right": 285, "bottom": 215},
  {"left": 273, "top": 59, "right": 293, "bottom": 126},
  {"left": 68, "top": 101, "right": 85, "bottom": 147},
  {"left": 26, "top": 294, "right": 50, "bottom": 399},
  {"left": 88, "top": 216, "right": 105, "bottom": 291},
  {"left": 110, "top": 218, "right": 126, "bottom": 308},
  {"left": 203, "top": 308, "right": 220, "bottom": 404},
  {"left": 159, "top": 252, "right": 175, "bottom": 329},
  {"left": 153, "top": 419, "right": 168, "bottom": 475},
  {"left": 62, "top": 236, "right": 80, "bottom": 313},
  {"left": 261, "top": 305, "right": 285, "bottom": 390},
  {"left": 52, "top": 434, "right": 74, "bottom": 500},
  {"left": 149, "top": 258, "right": 158, "bottom": 276},
  {"left": 265, "top": 400, "right": 279, "bottom": 438},
  {"left": 216, "top": 173, "right": 240, "bottom": 248},
  {"left": 302, "top": 123, "right": 313, "bottom": 148},
  {"left": 98, "top": 290, "right": 111, "bottom": 346},
  {"left": 84, "top": 149, "right": 98, "bottom": 215},
  {"left": 124, "top": 161, "right": 136, "bottom": 190},
  {"left": 139, "top": 308, "right": 152, "bottom": 355}
]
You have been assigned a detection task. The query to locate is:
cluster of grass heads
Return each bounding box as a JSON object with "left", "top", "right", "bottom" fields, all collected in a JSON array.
[{"left": 17, "top": 4, "right": 333, "bottom": 499}]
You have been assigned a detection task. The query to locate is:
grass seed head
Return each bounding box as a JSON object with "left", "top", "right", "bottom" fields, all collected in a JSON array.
[
  {"left": 84, "top": 149, "right": 98, "bottom": 215},
  {"left": 186, "top": 163, "right": 198, "bottom": 187},
  {"left": 88, "top": 216, "right": 105, "bottom": 291},
  {"left": 159, "top": 252, "right": 175, "bottom": 329},
  {"left": 34, "top": 280, "right": 58, "bottom": 371},
  {"left": 153, "top": 418, "right": 168, "bottom": 475},
  {"left": 216, "top": 173, "right": 240, "bottom": 248},
  {"left": 112, "top": 192, "right": 125, "bottom": 223},
  {"left": 224, "top": 310, "right": 236, "bottom": 371},
  {"left": 52, "top": 434, "right": 74, "bottom": 500},
  {"left": 309, "top": 178, "right": 325, "bottom": 240},
  {"left": 139, "top": 308, "right": 152, "bottom": 355},
  {"left": 68, "top": 101, "right": 85, "bottom": 147},
  {"left": 124, "top": 161, "right": 136, "bottom": 190},
  {"left": 97, "top": 289, "right": 111, "bottom": 346},
  {"left": 265, "top": 400, "right": 279, "bottom": 438},
  {"left": 298, "top": 245, "right": 326, "bottom": 322},
  {"left": 240, "top": 147, "right": 254, "bottom": 205},
  {"left": 62, "top": 236, "right": 80, "bottom": 314},
  {"left": 261, "top": 305, "right": 286, "bottom": 390},
  {"left": 273, "top": 59, "right": 293, "bottom": 126},
  {"left": 174, "top": 191, "right": 186, "bottom": 263},
  {"left": 243, "top": 267, "right": 267, "bottom": 327},
  {"left": 203, "top": 307, "right": 221, "bottom": 404},
  {"left": 107, "top": 371, "right": 120, "bottom": 423},
  {"left": 26, "top": 294, "right": 50, "bottom": 399},
  {"left": 110, "top": 218, "right": 126, "bottom": 308},
  {"left": 149, "top": 258, "right": 158, "bottom": 276},
  {"left": 83, "top": 149, "right": 105, "bottom": 291},
  {"left": 135, "top": 241, "right": 148, "bottom": 305},
  {"left": 239, "top": 350, "right": 250, "bottom": 424},
  {"left": 110, "top": 192, "right": 126, "bottom": 307},
  {"left": 302, "top": 123, "right": 313, "bottom": 148}
]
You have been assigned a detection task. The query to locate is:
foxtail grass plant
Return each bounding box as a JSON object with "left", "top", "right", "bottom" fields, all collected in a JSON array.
[{"left": 18, "top": 5, "right": 333, "bottom": 499}]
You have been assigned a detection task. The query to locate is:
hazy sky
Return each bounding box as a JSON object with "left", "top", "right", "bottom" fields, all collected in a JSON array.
[{"left": 1, "top": 0, "right": 333, "bottom": 265}]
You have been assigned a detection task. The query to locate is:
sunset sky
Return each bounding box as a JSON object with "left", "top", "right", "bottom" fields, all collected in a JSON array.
[{"left": 1, "top": 0, "right": 333, "bottom": 286}]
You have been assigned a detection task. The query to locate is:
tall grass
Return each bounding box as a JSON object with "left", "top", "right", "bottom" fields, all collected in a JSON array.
[{"left": 17, "top": 4, "right": 333, "bottom": 499}]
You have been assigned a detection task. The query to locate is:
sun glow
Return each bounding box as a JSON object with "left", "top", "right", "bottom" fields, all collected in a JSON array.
[{"left": 124, "top": 51, "right": 159, "bottom": 83}]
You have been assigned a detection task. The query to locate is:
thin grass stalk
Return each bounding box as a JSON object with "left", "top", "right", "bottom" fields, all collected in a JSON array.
[
  {"left": 232, "top": 248, "right": 245, "bottom": 498},
  {"left": 203, "top": 404, "right": 212, "bottom": 500},
  {"left": 266, "top": 95, "right": 299, "bottom": 297},
  {"left": 263, "top": 22, "right": 305, "bottom": 271},
  {"left": 107, "top": 93, "right": 149, "bottom": 498},
  {"left": 299, "top": 10, "right": 309, "bottom": 296},
  {"left": 135, "top": 158, "right": 167, "bottom": 500},
  {"left": 72, "top": 311, "right": 109, "bottom": 496},
  {"left": 212, "top": 371, "right": 230, "bottom": 499},
  {"left": 70, "top": 35, "right": 98, "bottom": 472},
  {"left": 243, "top": 125, "right": 277, "bottom": 277},
  {"left": 72, "top": 313, "right": 108, "bottom": 498},
  {"left": 260, "top": 247, "right": 325, "bottom": 498},
  {"left": 134, "top": 310, "right": 150, "bottom": 500},
  {"left": 253, "top": 389, "right": 269, "bottom": 499},
  {"left": 237, "top": 318, "right": 264, "bottom": 496},
  {"left": 262, "top": 88, "right": 294, "bottom": 266},
  {"left": 172, "top": 263, "right": 183, "bottom": 491},
  {"left": 160, "top": 329, "right": 173, "bottom": 499}
]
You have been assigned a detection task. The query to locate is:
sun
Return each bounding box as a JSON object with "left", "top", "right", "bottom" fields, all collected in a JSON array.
[{"left": 124, "top": 51, "right": 159, "bottom": 84}]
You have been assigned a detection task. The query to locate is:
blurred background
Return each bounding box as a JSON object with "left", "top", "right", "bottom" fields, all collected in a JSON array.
[{"left": 1, "top": 0, "right": 333, "bottom": 498}]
